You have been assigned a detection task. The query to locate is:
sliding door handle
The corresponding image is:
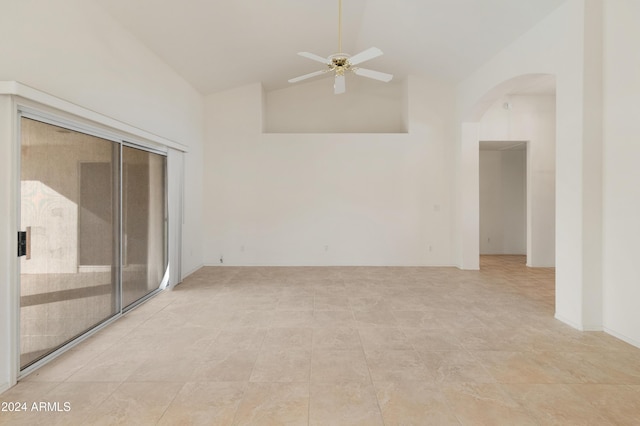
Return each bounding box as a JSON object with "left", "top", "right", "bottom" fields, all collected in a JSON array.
[
  {"left": 26, "top": 226, "right": 31, "bottom": 259},
  {"left": 18, "top": 226, "right": 31, "bottom": 259}
]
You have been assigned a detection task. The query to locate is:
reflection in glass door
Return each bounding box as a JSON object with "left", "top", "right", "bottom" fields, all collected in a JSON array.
[
  {"left": 122, "top": 146, "right": 167, "bottom": 308},
  {"left": 19, "top": 118, "right": 119, "bottom": 369},
  {"left": 19, "top": 116, "right": 168, "bottom": 371}
]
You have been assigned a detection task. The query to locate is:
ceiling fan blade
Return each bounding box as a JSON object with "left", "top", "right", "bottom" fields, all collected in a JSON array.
[
  {"left": 288, "top": 69, "right": 328, "bottom": 83},
  {"left": 298, "top": 52, "right": 330, "bottom": 64},
  {"left": 348, "top": 47, "right": 383, "bottom": 65},
  {"left": 334, "top": 74, "right": 346, "bottom": 94},
  {"left": 353, "top": 67, "right": 393, "bottom": 82}
]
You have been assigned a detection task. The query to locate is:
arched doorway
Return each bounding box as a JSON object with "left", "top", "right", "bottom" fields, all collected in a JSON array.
[{"left": 457, "top": 73, "right": 556, "bottom": 271}]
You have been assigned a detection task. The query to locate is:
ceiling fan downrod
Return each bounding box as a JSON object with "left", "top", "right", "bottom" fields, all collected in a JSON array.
[{"left": 338, "top": 0, "right": 343, "bottom": 54}]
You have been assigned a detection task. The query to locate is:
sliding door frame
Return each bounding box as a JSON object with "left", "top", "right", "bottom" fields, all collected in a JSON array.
[
  {"left": 0, "top": 82, "right": 186, "bottom": 393},
  {"left": 120, "top": 143, "right": 169, "bottom": 312},
  {"left": 16, "top": 107, "right": 169, "bottom": 379}
]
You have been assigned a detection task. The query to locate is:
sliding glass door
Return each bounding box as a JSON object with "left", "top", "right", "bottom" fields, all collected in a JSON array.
[
  {"left": 19, "top": 118, "right": 119, "bottom": 368},
  {"left": 122, "top": 146, "right": 167, "bottom": 308},
  {"left": 19, "top": 116, "right": 167, "bottom": 370}
]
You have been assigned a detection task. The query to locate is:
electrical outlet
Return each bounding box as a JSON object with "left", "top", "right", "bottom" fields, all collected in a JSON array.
[{"left": 219, "top": 255, "right": 224, "bottom": 264}]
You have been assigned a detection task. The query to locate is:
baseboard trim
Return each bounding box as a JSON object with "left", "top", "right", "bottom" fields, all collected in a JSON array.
[
  {"left": 0, "top": 382, "right": 10, "bottom": 395},
  {"left": 554, "top": 313, "right": 583, "bottom": 330},
  {"left": 581, "top": 324, "right": 604, "bottom": 332},
  {"left": 181, "top": 264, "right": 205, "bottom": 281},
  {"left": 554, "top": 313, "right": 605, "bottom": 332},
  {"left": 603, "top": 327, "right": 640, "bottom": 350},
  {"left": 554, "top": 314, "right": 640, "bottom": 349}
]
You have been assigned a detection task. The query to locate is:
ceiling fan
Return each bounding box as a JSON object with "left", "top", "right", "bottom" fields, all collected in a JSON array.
[{"left": 288, "top": 0, "right": 393, "bottom": 94}]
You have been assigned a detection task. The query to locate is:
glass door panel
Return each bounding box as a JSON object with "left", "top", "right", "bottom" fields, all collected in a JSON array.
[
  {"left": 122, "top": 146, "right": 167, "bottom": 308},
  {"left": 20, "top": 117, "right": 119, "bottom": 369}
]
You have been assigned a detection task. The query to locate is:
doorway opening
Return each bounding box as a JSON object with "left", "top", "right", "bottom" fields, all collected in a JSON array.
[
  {"left": 479, "top": 141, "right": 527, "bottom": 262},
  {"left": 467, "top": 77, "right": 557, "bottom": 271}
]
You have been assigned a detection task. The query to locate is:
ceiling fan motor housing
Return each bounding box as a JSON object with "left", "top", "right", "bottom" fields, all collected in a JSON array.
[{"left": 330, "top": 55, "right": 351, "bottom": 75}]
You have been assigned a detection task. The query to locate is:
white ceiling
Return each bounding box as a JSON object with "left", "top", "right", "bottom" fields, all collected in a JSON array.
[{"left": 93, "top": 0, "right": 566, "bottom": 95}]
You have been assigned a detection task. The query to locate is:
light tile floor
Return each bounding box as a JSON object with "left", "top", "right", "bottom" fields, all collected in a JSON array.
[{"left": 2, "top": 256, "right": 640, "bottom": 425}]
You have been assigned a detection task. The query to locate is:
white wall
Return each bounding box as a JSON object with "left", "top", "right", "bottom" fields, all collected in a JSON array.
[
  {"left": 480, "top": 95, "right": 556, "bottom": 266},
  {"left": 458, "top": 0, "right": 640, "bottom": 347},
  {"left": 455, "top": 0, "right": 601, "bottom": 331},
  {"left": 601, "top": 0, "right": 640, "bottom": 347},
  {"left": 0, "top": 0, "right": 204, "bottom": 278},
  {"left": 0, "top": 0, "right": 204, "bottom": 391},
  {"left": 265, "top": 77, "right": 406, "bottom": 133},
  {"left": 203, "top": 76, "right": 454, "bottom": 266},
  {"left": 479, "top": 149, "right": 526, "bottom": 255}
]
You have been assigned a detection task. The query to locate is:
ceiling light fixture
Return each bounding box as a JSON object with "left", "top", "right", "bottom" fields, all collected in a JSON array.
[{"left": 288, "top": 0, "right": 393, "bottom": 94}]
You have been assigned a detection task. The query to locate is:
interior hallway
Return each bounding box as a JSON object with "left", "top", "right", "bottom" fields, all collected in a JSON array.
[{"left": 1, "top": 256, "right": 639, "bottom": 425}]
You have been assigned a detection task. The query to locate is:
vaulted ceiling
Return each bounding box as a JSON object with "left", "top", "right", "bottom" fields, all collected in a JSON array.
[{"left": 93, "top": 0, "right": 566, "bottom": 94}]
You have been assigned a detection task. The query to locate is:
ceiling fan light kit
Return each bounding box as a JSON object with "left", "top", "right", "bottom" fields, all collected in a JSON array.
[{"left": 288, "top": 0, "right": 393, "bottom": 94}]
